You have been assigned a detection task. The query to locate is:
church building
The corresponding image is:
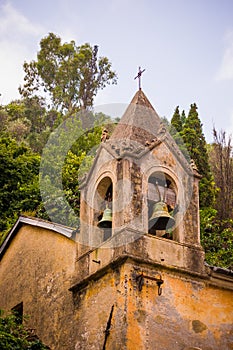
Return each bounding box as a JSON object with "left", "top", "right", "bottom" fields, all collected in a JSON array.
[{"left": 0, "top": 86, "right": 233, "bottom": 350}]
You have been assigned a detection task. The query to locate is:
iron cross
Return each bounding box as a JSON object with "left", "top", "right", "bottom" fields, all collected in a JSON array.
[{"left": 134, "top": 66, "right": 145, "bottom": 90}]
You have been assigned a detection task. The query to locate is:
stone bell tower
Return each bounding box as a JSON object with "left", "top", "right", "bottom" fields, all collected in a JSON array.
[
  {"left": 76, "top": 88, "right": 203, "bottom": 269},
  {"left": 70, "top": 89, "right": 232, "bottom": 350}
]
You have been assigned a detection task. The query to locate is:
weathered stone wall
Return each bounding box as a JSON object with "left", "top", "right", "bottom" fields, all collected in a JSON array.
[
  {"left": 71, "top": 257, "right": 233, "bottom": 350},
  {"left": 72, "top": 266, "right": 126, "bottom": 350},
  {"left": 1, "top": 224, "right": 233, "bottom": 350},
  {"left": 125, "top": 261, "right": 233, "bottom": 350},
  {"left": 0, "top": 224, "right": 76, "bottom": 350}
]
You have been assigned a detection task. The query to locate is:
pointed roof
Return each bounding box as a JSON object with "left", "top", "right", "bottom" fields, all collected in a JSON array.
[{"left": 110, "top": 89, "right": 162, "bottom": 146}]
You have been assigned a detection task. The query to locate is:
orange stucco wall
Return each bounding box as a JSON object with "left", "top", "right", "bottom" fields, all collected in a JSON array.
[
  {"left": 71, "top": 258, "right": 233, "bottom": 350},
  {"left": 1, "top": 225, "right": 233, "bottom": 350},
  {"left": 0, "top": 224, "right": 76, "bottom": 349}
]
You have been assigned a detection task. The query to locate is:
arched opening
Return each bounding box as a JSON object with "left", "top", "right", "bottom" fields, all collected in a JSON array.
[
  {"left": 148, "top": 171, "right": 177, "bottom": 239},
  {"left": 94, "top": 176, "right": 113, "bottom": 241}
]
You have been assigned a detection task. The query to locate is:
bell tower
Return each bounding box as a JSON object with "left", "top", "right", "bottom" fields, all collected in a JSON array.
[
  {"left": 71, "top": 88, "right": 207, "bottom": 350},
  {"left": 77, "top": 88, "right": 203, "bottom": 263}
]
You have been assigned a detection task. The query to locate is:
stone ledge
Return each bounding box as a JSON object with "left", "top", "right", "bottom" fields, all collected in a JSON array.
[{"left": 69, "top": 252, "right": 209, "bottom": 293}]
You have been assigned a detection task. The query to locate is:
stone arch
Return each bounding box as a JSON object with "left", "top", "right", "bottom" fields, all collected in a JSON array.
[
  {"left": 145, "top": 166, "right": 179, "bottom": 240},
  {"left": 92, "top": 174, "right": 114, "bottom": 242}
]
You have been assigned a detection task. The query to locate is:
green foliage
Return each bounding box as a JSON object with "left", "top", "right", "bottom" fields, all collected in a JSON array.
[
  {"left": 38, "top": 110, "right": 114, "bottom": 226},
  {"left": 160, "top": 119, "right": 186, "bottom": 173},
  {"left": 201, "top": 129, "right": 233, "bottom": 268},
  {"left": 169, "top": 107, "right": 190, "bottom": 160},
  {"left": 0, "top": 310, "right": 49, "bottom": 349},
  {"left": 19, "top": 33, "right": 117, "bottom": 114},
  {"left": 181, "top": 104, "right": 208, "bottom": 175},
  {"left": 180, "top": 103, "right": 216, "bottom": 207},
  {"left": 200, "top": 208, "right": 233, "bottom": 269},
  {"left": 208, "top": 129, "right": 233, "bottom": 221},
  {"left": 198, "top": 176, "right": 216, "bottom": 208},
  {"left": 171, "top": 106, "right": 182, "bottom": 132},
  {"left": 0, "top": 135, "right": 41, "bottom": 242},
  {"left": 62, "top": 123, "right": 103, "bottom": 217},
  {"left": 0, "top": 107, "right": 8, "bottom": 131},
  {"left": 180, "top": 109, "right": 186, "bottom": 125},
  {"left": 169, "top": 103, "right": 232, "bottom": 267},
  {"left": 0, "top": 98, "right": 63, "bottom": 153}
]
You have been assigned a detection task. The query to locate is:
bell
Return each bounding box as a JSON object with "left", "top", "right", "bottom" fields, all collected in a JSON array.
[
  {"left": 97, "top": 207, "right": 112, "bottom": 229},
  {"left": 149, "top": 201, "right": 175, "bottom": 231}
]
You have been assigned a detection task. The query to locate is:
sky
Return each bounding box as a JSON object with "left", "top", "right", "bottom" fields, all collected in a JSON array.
[{"left": 0, "top": 0, "right": 233, "bottom": 142}]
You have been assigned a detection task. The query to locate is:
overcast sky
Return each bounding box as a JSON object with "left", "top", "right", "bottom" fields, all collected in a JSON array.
[{"left": 0, "top": 0, "right": 233, "bottom": 141}]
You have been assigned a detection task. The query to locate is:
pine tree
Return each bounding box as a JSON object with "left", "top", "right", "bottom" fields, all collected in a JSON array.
[
  {"left": 181, "top": 110, "right": 186, "bottom": 125},
  {"left": 181, "top": 103, "right": 215, "bottom": 207},
  {"left": 171, "top": 106, "right": 182, "bottom": 132},
  {"left": 170, "top": 106, "right": 189, "bottom": 159}
]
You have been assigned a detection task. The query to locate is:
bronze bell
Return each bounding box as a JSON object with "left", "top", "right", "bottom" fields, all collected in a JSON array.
[
  {"left": 149, "top": 201, "right": 175, "bottom": 231},
  {"left": 97, "top": 207, "right": 112, "bottom": 229}
]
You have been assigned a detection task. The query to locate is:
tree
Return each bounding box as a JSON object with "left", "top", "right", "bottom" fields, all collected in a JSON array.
[
  {"left": 0, "top": 309, "right": 49, "bottom": 349},
  {"left": 209, "top": 128, "right": 233, "bottom": 220},
  {"left": 181, "top": 109, "right": 186, "bottom": 125},
  {"left": 171, "top": 106, "right": 182, "bottom": 132},
  {"left": 0, "top": 135, "right": 41, "bottom": 242},
  {"left": 62, "top": 113, "right": 115, "bottom": 212},
  {"left": 38, "top": 110, "right": 115, "bottom": 226},
  {"left": 200, "top": 207, "right": 233, "bottom": 269},
  {"left": 19, "top": 33, "right": 117, "bottom": 114},
  {"left": 170, "top": 106, "right": 189, "bottom": 158},
  {"left": 181, "top": 104, "right": 207, "bottom": 174},
  {"left": 0, "top": 107, "right": 8, "bottom": 132},
  {"left": 181, "top": 103, "right": 215, "bottom": 207},
  {"left": 0, "top": 97, "right": 63, "bottom": 153},
  {"left": 0, "top": 101, "right": 31, "bottom": 142}
]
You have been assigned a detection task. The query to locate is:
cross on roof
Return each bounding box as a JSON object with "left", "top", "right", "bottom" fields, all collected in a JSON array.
[{"left": 134, "top": 66, "right": 145, "bottom": 90}]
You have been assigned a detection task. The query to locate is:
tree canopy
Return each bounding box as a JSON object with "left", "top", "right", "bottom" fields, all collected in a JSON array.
[
  {"left": 171, "top": 106, "right": 182, "bottom": 132},
  {"left": 180, "top": 103, "right": 216, "bottom": 207},
  {"left": 0, "top": 135, "right": 41, "bottom": 242},
  {"left": 19, "top": 33, "right": 117, "bottom": 114},
  {"left": 170, "top": 103, "right": 233, "bottom": 268}
]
